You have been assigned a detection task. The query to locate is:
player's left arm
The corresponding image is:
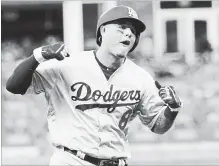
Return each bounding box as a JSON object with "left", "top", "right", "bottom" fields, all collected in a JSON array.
[
  {"left": 151, "top": 81, "right": 182, "bottom": 134},
  {"left": 137, "top": 78, "right": 182, "bottom": 134}
]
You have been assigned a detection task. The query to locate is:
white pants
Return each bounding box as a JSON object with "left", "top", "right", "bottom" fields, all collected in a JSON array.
[{"left": 49, "top": 147, "right": 95, "bottom": 166}]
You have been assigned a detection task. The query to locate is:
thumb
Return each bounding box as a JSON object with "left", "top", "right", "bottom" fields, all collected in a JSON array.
[
  {"left": 155, "top": 80, "right": 162, "bottom": 90},
  {"left": 66, "top": 53, "right": 70, "bottom": 57}
]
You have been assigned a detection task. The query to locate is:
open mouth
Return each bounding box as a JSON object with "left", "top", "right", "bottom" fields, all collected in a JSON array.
[{"left": 120, "top": 40, "right": 130, "bottom": 46}]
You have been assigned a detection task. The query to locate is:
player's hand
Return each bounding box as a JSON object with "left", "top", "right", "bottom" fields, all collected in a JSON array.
[
  {"left": 41, "top": 42, "right": 70, "bottom": 60},
  {"left": 155, "top": 81, "right": 182, "bottom": 109},
  {"left": 33, "top": 41, "right": 70, "bottom": 63}
]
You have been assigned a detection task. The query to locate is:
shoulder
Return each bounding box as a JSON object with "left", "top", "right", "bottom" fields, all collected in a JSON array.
[
  {"left": 74, "top": 50, "right": 95, "bottom": 58},
  {"left": 35, "top": 50, "right": 95, "bottom": 72},
  {"left": 66, "top": 50, "right": 94, "bottom": 62},
  {"left": 125, "top": 59, "right": 159, "bottom": 95},
  {"left": 57, "top": 50, "right": 95, "bottom": 65},
  {"left": 125, "top": 59, "right": 155, "bottom": 83}
]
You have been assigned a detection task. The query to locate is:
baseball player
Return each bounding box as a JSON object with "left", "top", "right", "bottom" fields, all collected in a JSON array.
[{"left": 6, "top": 5, "right": 182, "bottom": 166}]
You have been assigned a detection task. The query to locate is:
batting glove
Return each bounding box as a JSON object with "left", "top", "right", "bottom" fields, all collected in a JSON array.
[
  {"left": 33, "top": 41, "right": 70, "bottom": 63},
  {"left": 155, "top": 81, "right": 182, "bottom": 110}
]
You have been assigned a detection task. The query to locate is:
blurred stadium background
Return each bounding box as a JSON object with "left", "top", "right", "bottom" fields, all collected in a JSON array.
[{"left": 1, "top": 0, "right": 219, "bottom": 165}]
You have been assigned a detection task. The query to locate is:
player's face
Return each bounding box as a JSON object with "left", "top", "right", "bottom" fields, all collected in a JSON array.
[{"left": 100, "top": 20, "right": 137, "bottom": 58}]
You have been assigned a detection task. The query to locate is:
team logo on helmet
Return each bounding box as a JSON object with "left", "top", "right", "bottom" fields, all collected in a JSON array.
[{"left": 127, "top": 7, "right": 138, "bottom": 18}]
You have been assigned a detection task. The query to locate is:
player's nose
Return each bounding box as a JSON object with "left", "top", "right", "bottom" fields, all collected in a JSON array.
[{"left": 124, "top": 28, "right": 133, "bottom": 38}]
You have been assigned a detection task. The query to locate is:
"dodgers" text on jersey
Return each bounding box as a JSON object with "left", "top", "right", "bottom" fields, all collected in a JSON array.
[{"left": 70, "top": 82, "right": 141, "bottom": 113}]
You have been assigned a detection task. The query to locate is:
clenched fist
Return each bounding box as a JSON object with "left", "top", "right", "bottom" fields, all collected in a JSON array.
[
  {"left": 155, "top": 81, "right": 182, "bottom": 109},
  {"left": 33, "top": 42, "right": 70, "bottom": 63}
]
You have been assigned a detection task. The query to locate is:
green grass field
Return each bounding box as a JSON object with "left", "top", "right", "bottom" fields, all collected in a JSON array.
[{"left": 2, "top": 141, "right": 219, "bottom": 165}]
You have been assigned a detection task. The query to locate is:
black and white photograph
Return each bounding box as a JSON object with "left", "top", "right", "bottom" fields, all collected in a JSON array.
[{"left": 1, "top": 0, "right": 219, "bottom": 165}]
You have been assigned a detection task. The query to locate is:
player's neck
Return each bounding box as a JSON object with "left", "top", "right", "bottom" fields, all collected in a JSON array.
[{"left": 96, "top": 48, "right": 125, "bottom": 69}]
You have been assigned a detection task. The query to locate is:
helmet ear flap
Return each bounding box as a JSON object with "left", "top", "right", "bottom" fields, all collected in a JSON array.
[
  {"left": 96, "top": 24, "right": 106, "bottom": 46},
  {"left": 129, "top": 33, "right": 140, "bottom": 52},
  {"left": 98, "top": 36, "right": 102, "bottom": 45},
  {"left": 96, "top": 28, "right": 101, "bottom": 46},
  {"left": 98, "top": 25, "right": 105, "bottom": 45}
]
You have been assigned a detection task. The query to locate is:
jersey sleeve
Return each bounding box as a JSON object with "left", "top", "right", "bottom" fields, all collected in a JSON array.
[
  {"left": 25, "top": 59, "right": 60, "bottom": 95},
  {"left": 136, "top": 74, "right": 168, "bottom": 130}
]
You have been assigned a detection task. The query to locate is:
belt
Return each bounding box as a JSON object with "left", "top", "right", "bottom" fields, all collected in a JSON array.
[{"left": 59, "top": 146, "right": 127, "bottom": 166}]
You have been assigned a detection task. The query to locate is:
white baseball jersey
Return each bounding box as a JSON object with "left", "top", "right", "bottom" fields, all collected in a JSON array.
[{"left": 26, "top": 50, "right": 167, "bottom": 159}]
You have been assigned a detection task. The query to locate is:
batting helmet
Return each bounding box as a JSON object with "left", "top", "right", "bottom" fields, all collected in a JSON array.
[{"left": 96, "top": 5, "right": 146, "bottom": 52}]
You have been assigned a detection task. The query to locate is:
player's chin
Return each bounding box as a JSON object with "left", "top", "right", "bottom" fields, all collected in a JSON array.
[
  {"left": 113, "top": 47, "right": 130, "bottom": 58},
  {"left": 115, "top": 54, "right": 126, "bottom": 59},
  {"left": 114, "top": 51, "right": 127, "bottom": 59}
]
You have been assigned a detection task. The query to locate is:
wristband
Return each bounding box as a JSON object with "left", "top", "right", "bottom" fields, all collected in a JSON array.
[
  {"left": 169, "top": 107, "right": 181, "bottom": 112},
  {"left": 164, "top": 107, "right": 179, "bottom": 120},
  {"left": 33, "top": 47, "right": 46, "bottom": 63},
  {"left": 169, "top": 96, "right": 183, "bottom": 111}
]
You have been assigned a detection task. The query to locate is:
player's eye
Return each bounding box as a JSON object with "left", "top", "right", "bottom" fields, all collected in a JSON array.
[
  {"left": 118, "top": 24, "right": 136, "bottom": 36},
  {"left": 120, "top": 24, "right": 126, "bottom": 29},
  {"left": 131, "top": 28, "right": 137, "bottom": 36},
  {"left": 117, "top": 25, "right": 124, "bottom": 33}
]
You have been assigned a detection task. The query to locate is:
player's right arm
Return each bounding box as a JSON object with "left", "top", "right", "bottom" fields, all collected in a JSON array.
[
  {"left": 6, "top": 42, "right": 69, "bottom": 95},
  {"left": 6, "top": 55, "right": 39, "bottom": 94}
]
